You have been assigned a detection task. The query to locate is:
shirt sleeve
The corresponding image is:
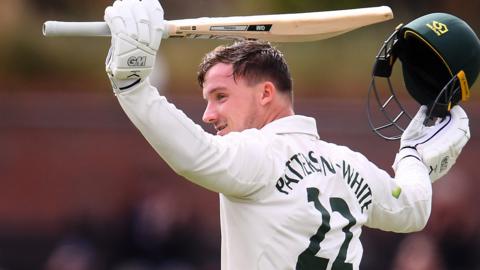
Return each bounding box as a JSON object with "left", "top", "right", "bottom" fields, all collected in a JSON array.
[
  {"left": 362, "top": 154, "right": 432, "bottom": 233},
  {"left": 337, "top": 145, "right": 432, "bottom": 233},
  {"left": 114, "top": 81, "right": 281, "bottom": 198}
]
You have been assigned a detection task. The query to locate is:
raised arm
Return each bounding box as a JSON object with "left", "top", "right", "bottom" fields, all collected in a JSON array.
[{"left": 103, "top": 0, "right": 280, "bottom": 198}]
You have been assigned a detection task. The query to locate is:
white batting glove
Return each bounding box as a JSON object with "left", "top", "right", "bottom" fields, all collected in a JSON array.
[
  {"left": 393, "top": 105, "right": 470, "bottom": 182},
  {"left": 104, "top": 0, "right": 165, "bottom": 93}
]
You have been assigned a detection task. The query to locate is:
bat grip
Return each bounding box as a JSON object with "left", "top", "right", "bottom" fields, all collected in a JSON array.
[{"left": 43, "top": 21, "right": 111, "bottom": 37}]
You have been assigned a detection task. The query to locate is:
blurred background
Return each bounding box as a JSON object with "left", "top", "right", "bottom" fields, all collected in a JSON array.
[{"left": 1, "top": 0, "right": 480, "bottom": 269}]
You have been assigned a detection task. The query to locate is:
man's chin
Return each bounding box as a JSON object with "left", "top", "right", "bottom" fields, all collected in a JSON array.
[{"left": 217, "top": 129, "right": 228, "bottom": 136}]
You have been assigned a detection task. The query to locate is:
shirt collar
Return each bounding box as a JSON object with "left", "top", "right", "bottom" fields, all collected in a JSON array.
[{"left": 261, "top": 115, "right": 319, "bottom": 139}]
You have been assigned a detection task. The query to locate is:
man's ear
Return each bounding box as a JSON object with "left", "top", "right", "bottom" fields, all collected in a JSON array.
[{"left": 259, "top": 81, "right": 275, "bottom": 106}]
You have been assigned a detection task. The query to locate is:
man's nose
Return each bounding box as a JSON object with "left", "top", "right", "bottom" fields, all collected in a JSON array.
[{"left": 202, "top": 103, "right": 217, "bottom": 124}]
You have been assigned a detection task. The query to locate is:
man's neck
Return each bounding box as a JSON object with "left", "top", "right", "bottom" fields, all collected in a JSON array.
[{"left": 262, "top": 103, "right": 295, "bottom": 127}]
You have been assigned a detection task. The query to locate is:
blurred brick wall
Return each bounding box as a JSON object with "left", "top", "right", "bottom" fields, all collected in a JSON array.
[{"left": 1, "top": 91, "right": 479, "bottom": 230}]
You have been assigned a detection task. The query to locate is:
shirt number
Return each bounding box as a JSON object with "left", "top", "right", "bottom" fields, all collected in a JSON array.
[{"left": 296, "top": 187, "right": 357, "bottom": 270}]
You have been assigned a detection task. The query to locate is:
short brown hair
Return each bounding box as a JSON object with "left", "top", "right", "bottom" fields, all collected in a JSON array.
[{"left": 197, "top": 40, "right": 293, "bottom": 99}]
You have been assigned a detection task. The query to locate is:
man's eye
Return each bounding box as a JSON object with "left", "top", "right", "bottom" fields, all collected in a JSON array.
[{"left": 216, "top": 94, "right": 227, "bottom": 101}]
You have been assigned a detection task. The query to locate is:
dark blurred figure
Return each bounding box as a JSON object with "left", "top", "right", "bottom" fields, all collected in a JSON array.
[
  {"left": 44, "top": 188, "right": 220, "bottom": 270},
  {"left": 113, "top": 190, "right": 218, "bottom": 270},
  {"left": 428, "top": 169, "right": 480, "bottom": 270},
  {"left": 393, "top": 168, "right": 480, "bottom": 270},
  {"left": 45, "top": 236, "right": 99, "bottom": 270},
  {"left": 392, "top": 233, "right": 446, "bottom": 270}
]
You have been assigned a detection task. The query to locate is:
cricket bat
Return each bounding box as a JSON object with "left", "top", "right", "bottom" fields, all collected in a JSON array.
[{"left": 43, "top": 6, "right": 393, "bottom": 42}]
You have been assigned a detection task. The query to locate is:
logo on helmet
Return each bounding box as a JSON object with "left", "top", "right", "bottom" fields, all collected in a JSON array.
[{"left": 426, "top": 21, "right": 448, "bottom": 36}]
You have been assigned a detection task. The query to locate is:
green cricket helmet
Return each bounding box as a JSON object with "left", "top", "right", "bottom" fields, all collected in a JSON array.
[{"left": 367, "top": 13, "right": 480, "bottom": 140}]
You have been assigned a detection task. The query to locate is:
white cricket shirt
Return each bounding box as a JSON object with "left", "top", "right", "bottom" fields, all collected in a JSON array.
[{"left": 115, "top": 82, "right": 432, "bottom": 270}]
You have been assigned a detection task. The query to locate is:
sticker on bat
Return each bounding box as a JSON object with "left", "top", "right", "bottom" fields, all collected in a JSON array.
[
  {"left": 209, "top": 24, "right": 272, "bottom": 32},
  {"left": 247, "top": 24, "right": 272, "bottom": 31},
  {"left": 183, "top": 33, "right": 246, "bottom": 40},
  {"left": 210, "top": 25, "right": 248, "bottom": 31}
]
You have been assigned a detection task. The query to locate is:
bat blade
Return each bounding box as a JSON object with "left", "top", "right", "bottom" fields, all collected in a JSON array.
[
  {"left": 168, "top": 6, "right": 393, "bottom": 42},
  {"left": 42, "top": 6, "right": 393, "bottom": 42}
]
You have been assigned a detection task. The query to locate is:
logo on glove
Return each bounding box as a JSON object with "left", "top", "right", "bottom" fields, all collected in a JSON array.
[
  {"left": 440, "top": 156, "right": 449, "bottom": 173},
  {"left": 127, "top": 56, "right": 147, "bottom": 67},
  {"left": 428, "top": 156, "right": 449, "bottom": 177}
]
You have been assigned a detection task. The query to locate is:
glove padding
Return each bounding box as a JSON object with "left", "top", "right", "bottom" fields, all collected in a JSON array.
[
  {"left": 104, "top": 0, "right": 165, "bottom": 92},
  {"left": 393, "top": 105, "right": 470, "bottom": 182}
]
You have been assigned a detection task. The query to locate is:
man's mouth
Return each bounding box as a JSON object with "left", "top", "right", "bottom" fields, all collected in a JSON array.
[{"left": 215, "top": 124, "right": 227, "bottom": 135}]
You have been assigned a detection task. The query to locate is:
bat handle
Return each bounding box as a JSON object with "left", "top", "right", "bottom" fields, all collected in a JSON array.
[
  {"left": 43, "top": 21, "right": 111, "bottom": 37},
  {"left": 43, "top": 21, "right": 173, "bottom": 38}
]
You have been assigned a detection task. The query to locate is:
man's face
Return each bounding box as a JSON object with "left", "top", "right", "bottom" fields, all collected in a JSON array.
[{"left": 202, "top": 63, "right": 264, "bottom": 136}]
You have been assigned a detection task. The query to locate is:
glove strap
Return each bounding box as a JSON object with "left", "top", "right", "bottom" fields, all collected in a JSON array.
[
  {"left": 109, "top": 75, "right": 143, "bottom": 94},
  {"left": 392, "top": 146, "right": 422, "bottom": 172},
  {"left": 398, "top": 146, "right": 421, "bottom": 161}
]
